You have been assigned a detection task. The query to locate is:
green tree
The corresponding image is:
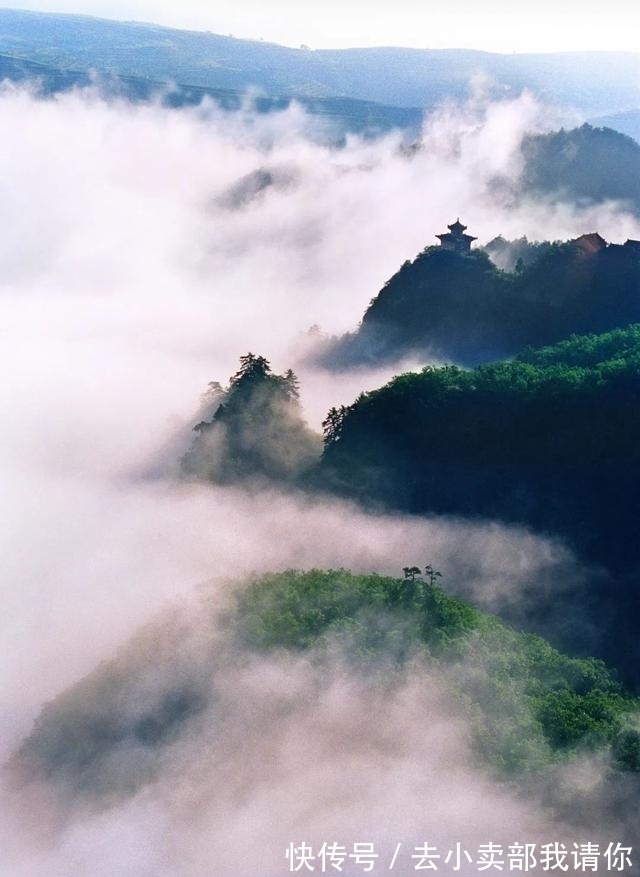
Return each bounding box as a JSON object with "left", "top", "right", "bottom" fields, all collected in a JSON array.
[
  {"left": 182, "top": 353, "right": 321, "bottom": 483},
  {"left": 322, "top": 405, "right": 347, "bottom": 447},
  {"left": 231, "top": 352, "right": 271, "bottom": 386},
  {"left": 403, "top": 566, "right": 422, "bottom": 581},
  {"left": 424, "top": 565, "right": 443, "bottom": 587}
]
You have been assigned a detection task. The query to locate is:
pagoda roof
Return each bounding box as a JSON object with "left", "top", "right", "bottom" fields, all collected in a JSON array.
[
  {"left": 436, "top": 232, "right": 477, "bottom": 243},
  {"left": 435, "top": 218, "right": 477, "bottom": 247},
  {"left": 448, "top": 218, "right": 468, "bottom": 233}
]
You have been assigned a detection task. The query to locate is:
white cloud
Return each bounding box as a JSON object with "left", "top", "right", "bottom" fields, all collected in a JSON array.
[{"left": 1, "top": 85, "right": 638, "bottom": 876}]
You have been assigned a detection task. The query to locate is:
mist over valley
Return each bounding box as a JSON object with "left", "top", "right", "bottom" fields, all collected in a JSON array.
[{"left": 2, "top": 12, "right": 640, "bottom": 875}]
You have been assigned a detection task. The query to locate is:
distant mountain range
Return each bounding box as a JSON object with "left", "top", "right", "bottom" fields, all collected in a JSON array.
[
  {"left": 0, "top": 8, "right": 639, "bottom": 138},
  {"left": 0, "top": 46, "right": 425, "bottom": 138}
]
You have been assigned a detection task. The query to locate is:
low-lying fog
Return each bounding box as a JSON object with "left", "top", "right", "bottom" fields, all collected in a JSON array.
[{"left": 1, "top": 83, "right": 639, "bottom": 876}]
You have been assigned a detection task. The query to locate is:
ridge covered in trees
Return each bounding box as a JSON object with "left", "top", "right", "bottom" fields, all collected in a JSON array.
[
  {"left": 317, "top": 325, "right": 640, "bottom": 685},
  {"left": 520, "top": 124, "right": 640, "bottom": 211},
  {"left": 176, "top": 330, "right": 640, "bottom": 688},
  {"left": 12, "top": 568, "right": 640, "bottom": 806},
  {"left": 237, "top": 569, "right": 640, "bottom": 774},
  {"left": 181, "top": 353, "right": 321, "bottom": 484},
  {"left": 315, "top": 230, "right": 640, "bottom": 368}
]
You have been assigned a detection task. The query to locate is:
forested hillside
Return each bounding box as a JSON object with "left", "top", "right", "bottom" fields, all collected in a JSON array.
[
  {"left": 321, "top": 325, "right": 640, "bottom": 562},
  {"left": 182, "top": 353, "right": 320, "bottom": 484},
  {"left": 12, "top": 569, "right": 640, "bottom": 806},
  {"left": 6, "top": 7, "right": 640, "bottom": 872},
  {"left": 317, "top": 327, "right": 640, "bottom": 683},
  {"left": 320, "top": 230, "right": 640, "bottom": 367},
  {"left": 520, "top": 124, "right": 640, "bottom": 209}
]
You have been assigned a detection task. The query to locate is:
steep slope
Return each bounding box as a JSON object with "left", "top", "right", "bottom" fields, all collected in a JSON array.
[
  {"left": 11, "top": 569, "right": 640, "bottom": 809},
  {"left": 317, "top": 327, "right": 640, "bottom": 683},
  {"left": 320, "top": 228, "right": 640, "bottom": 368},
  {"left": 181, "top": 354, "right": 321, "bottom": 485}
]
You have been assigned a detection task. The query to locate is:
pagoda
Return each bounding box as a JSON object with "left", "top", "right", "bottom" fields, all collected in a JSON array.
[{"left": 436, "top": 219, "right": 477, "bottom": 254}]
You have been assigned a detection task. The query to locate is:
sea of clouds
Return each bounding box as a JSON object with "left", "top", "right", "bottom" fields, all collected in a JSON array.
[{"left": 1, "top": 82, "right": 639, "bottom": 876}]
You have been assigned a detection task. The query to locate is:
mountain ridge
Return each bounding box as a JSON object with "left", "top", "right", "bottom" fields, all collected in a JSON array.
[{"left": 1, "top": 8, "right": 639, "bottom": 115}]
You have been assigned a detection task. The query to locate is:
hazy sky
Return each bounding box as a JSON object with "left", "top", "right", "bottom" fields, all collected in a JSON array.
[{"left": 5, "top": 0, "right": 640, "bottom": 52}]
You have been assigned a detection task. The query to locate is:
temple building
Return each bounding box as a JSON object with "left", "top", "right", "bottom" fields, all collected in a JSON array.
[
  {"left": 572, "top": 232, "right": 607, "bottom": 255},
  {"left": 436, "top": 219, "right": 477, "bottom": 254}
]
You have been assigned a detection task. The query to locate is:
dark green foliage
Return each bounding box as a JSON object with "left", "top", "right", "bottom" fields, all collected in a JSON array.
[
  {"left": 613, "top": 729, "right": 640, "bottom": 771},
  {"left": 326, "top": 248, "right": 512, "bottom": 366},
  {"left": 317, "top": 326, "right": 640, "bottom": 684},
  {"left": 236, "top": 568, "right": 478, "bottom": 655},
  {"left": 516, "top": 323, "right": 640, "bottom": 368},
  {"left": 321, "top": 405, "right": 348, "bottom": 447},
  {"left": 182, "top": 353, "right": 321, "bottom": 484},
  {"left": 403, "top": 566, "right": 422, "bottom": 581},
  {"left": 536, "top": 689, "right": 622, "bottom": 749},
  {"left": 12, "top": 568, "right": 640, "bottom": 801},
  {"left": 321, "top": 324, "right": 640, "bottom": 543},
  {"left": 233, "top": 569, "right": 640, "bottom": 773},
  {"left": 321, "top": 231, "right": 640, "bottom": 367}
]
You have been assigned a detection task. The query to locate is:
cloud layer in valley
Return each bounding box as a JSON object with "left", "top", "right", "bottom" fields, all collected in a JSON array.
[{"left": 2, "top": 83, "right": 639, "bottom": 875}]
